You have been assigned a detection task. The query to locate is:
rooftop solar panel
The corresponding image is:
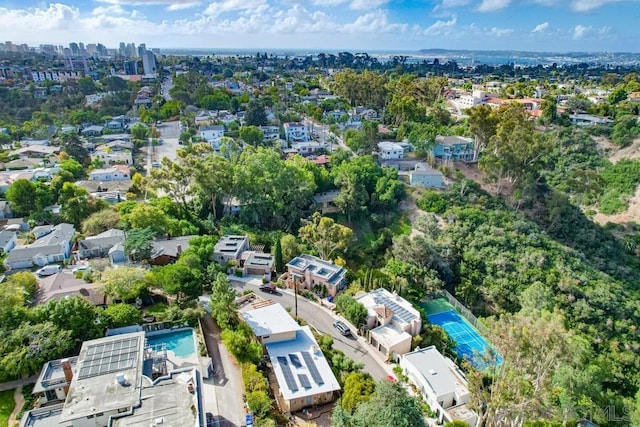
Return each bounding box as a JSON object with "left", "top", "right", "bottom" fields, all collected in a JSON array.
[
  {"left": 78, "top": 336, "right": 140, "bottom": 380},
  {"left": 289, "top": 354, "right": 302, "bottom": 368},
  {"left": 277, "top": 356, "right": 298, "bottom": 391},
  {"left": 298, "top": 374, "right": 312, "bottom": 389},
  {"left": 301, "top": 351, "right": 324, "bottom": 385},
  {"left": 373, "top": 292, "right": 416, "bottom": 323}
]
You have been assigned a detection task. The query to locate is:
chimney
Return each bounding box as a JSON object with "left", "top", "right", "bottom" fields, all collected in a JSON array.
[
  {"left": 177, "top": 245, "right": 182, "bottom": 254},
  {"left": 62, "top": 359, "right": 73, "bottom": 395}
]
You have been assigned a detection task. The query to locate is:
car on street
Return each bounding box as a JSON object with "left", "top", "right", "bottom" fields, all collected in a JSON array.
[
  {"left": 36, "top": 265, "right": 62, "bottom": 277},
  {"left": 333, "top": 320, "right": 351, "bottom": 336},
  {"left": 151, "top": 162, "right": 161, "bottom": 168},
  {"left": 259, "top": 284, "right": 278, "bottom": 294},
  {"left": 71, "top": 265, "right": 89, "bottom": 274}
]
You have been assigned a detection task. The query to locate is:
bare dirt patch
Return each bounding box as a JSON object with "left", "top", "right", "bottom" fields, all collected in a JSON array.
[
  {"left": 609, "top": 137, "right": 640, "bottom": 164},
  {"left": 593, "top": 186, "right": 640, "bottom": 225}
]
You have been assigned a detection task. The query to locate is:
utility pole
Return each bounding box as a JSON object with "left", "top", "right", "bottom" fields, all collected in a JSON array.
[{"left": 294, "top": 280, "right": 298, "bottom": 317}]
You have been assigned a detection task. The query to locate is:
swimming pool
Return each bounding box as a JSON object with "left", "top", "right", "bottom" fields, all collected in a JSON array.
[{"left": 146, "top": 328, "right": 197, "bottom": 359}]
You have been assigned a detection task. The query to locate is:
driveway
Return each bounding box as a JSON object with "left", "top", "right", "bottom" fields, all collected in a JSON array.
[
  {"left": 200, "top": 312, "right": 246, "bottom": 427},
  {"left": 231, "top": 279, "right": 392, "bottom": 381}
]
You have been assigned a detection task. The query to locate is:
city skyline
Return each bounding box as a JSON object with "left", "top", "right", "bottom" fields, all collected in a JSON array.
[{"left": 0, "top": 1, "right": 638, "bottom": 53}]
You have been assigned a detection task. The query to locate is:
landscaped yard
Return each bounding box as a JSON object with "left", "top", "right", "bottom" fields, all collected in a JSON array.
[{"left": 0, "top": 389, "right": 16, "bottom": 427}]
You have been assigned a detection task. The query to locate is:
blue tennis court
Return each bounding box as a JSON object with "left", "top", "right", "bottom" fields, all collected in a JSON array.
[{"left": 427, "top": 310, "right": 502, "bottom": 368}]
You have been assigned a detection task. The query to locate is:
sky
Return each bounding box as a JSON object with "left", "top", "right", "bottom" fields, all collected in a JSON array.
[{"left": 0, "top": 0, "right": 638, "bottom": 52}]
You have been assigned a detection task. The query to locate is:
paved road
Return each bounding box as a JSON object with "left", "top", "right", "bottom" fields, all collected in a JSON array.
[
  {"left": 161, "top": 75, "right": 173, "bottom": 101},
  {"left": 304, "top": 117, "right": 350, "bottom": 153},
  {"left": 231, "top": 279, "right": 390, "bottom": 381},
  {"left": 146, "top": 120, "right": 181, "bottom": 173}
]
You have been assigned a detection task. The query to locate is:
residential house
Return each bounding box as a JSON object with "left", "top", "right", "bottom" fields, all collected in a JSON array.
[
  {"left": 400, "top": 346, "right": 477, "bottom": 426},
  {"left": 378, "top": 141, "right": 405, "bottom": 160},
  {"left": 9, "top": 145, "right": 59, "bottom": 158},
  {"left": 81, "top": 125, "right": 104, "bottom": 137},
  {"left": 5, "top": 223, "right": 75, "bottom": 270},
  {"left": 242, "top": 251, "right": 274, "bottom": 278},
  {"left": 194, "top": 111, "right": 213, "bottom": 126},
  {"left": 21, "top": 332, "right": 205, "bottom": 427},
  {"left": 102, "top": 139, "right": 134, "bottom": 152},
  {"left": 458, "top": 90, "right": 487, "bottom": 109},
  {"left": 260, "top": 125, "right": 280, "bottom": 141},
  {"left": 357, "top": 288, "right": 422, "bottom": 360},
  {"left": 92, "top": 146, "right": 133, "bottom": 165},
  {"left": 19, "top": 139, "right": 50, "bottom": 147},
  {"left": 213, "top": 235, "right": 250, "bottom": 264},
  {"left": 0, "top": 230, "right": 17, "bottom": 253},
  {"left": 31, "top": 357, "right": 78, "bottom": 407},
  {"left": 89, "top": 165, "right": 131, "bottom": 181},
  {"left": 291, "top": 141, "right": 327, "bottom": 155},
  {"left": 75, "top": 229, "right": 125, "bottom": 260},
  {"left": 149, "top": 235, "right": 195, "bottom": 265},
  {"left": 311, "top": 154, "right": 330, "bottom": 167},
  {"left": 283, "top": 122, "right": 309, "bottom": 142},
  {"left": 35, "top": 272, "right": 106, "bottom": 307},
  {"left": 198, "top": 125, "right": 225, "bottom": 147},
  {"left": 432, "top": 136, "right": 474, "bottom": 163},
  {"left": 105, "top": 115, "right": 128, "bottom": 130},
  {"left": 354, "top": 107, "right": 379, "bottom": 121},
  {"left": 286, "top": 254, "right": 347, "bottom": 297},
  {"left": 76, "top": 180, "right": 133, "bottom": 195},
  {"left": 3, "top": 158, "right": 42, "bottom": 170},
  {"left": 102, "top": 134, "right": 133, "bottom": 143},
  {"left": 242, "top": 304, "right": 341, "bottom": 413},
  {"left": 409, "top": 163, "right": 445, "bottom": 188},
  {"left": 570, "top": 114, "right": 614, "bottom": 126},
  {"left": 312, "top": 190, "right": 341, "bottom": 214}
]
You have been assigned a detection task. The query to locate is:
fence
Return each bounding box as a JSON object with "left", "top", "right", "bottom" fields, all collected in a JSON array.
[{"left": 426, "top": 289, "right": 489, "bottom": 335}]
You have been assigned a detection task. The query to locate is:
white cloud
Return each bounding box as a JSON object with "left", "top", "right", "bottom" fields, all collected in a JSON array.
[
  {"left": 477, "top": 0, "right": 511, "bottom": 12},
  {"left": 166, "top": 2, "right": 201, "bottom": 10},
  {"left": 203, "top": 0, "right": 268, "bottom": 16},
  {"left": 532, "top": 22, "right": 549, "bottom": 32},
  {"left": 92, "top": 5, "right": 128, "bottom": 15},
  {"left": 98, "top": 0, "right": 200, "bottom": 5},
  {"left": 343, "top": 9, "right": 407, "bottom": 33},
  {"left": 489, "top": 26, "right": 513, "bottom": 36},
  {"left": 570, "top": 0, "right": 639, "bottom": 11},
  {"left": 422, "top": 15, "right": 458, "bottom": 36},
  {"left": 311, "top": 0, "right": 349, "bottom": 6},
  {"left": 573, "top": 24, "right": 591, "bottom": 39},
  {"left": 350, "top": 0, "right": 388, "bottom": 10}
]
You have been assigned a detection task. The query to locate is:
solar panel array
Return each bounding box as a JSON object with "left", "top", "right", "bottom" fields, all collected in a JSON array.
[
  {"left": 373, "top": 291, "right": 417, "bottom": 322},
  {"left": 298, "top": 374, "right": 312, "bottom": 389},
  {"left": 301, "top": 351, "right": 324, "bottom": 385},
  {"left": 78, "top": 336, "right": 140, "bottom": 380},
  {"left": 289, "top": 354, "right": 302, "bottom": 368},
  {"left": 276, "top": 356, "right": 298, "bottom": 391}
]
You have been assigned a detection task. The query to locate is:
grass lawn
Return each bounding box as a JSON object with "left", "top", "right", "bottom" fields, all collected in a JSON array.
[
  {"left": 0, "top": 389, "right": 16, "bottom": 427},
  {"left": 145, "top": 302, "right": 169, "bottom": 316}
]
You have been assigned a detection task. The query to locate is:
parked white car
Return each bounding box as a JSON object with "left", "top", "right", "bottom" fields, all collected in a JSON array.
[{"left": 36, "top": 265, "right": 62, "bottom": 277}]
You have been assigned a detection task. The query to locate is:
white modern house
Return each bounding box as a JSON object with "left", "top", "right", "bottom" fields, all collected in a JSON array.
[
  {"left": 356, "top": 288, "right": 422, "bottom": 360},
  {"left": 198, "top": 125, "right": 225, "bottom": 146},
  {"left": 213, "top": 235, "right": 250, "bottom": 264},
  {"left": 242, "top": 303, "right": 341, "bottom": 413},
  {"left": 378, "top": 141, "right": 405, "bottom": 160},
  {"left": 291, "top": 141, "right": 328, "bottom": 155},
  {"left": 283, "top": 122, "right": 309, "bottom": 142},
  {"left": 260, "top": 125, "right": 280, "bottom": 141},
  {"left": 89, "top": 165, "right": 131, "bottom": 182},
  {"left": 400, "top": 346, "right": 478, "bottom": 426}
]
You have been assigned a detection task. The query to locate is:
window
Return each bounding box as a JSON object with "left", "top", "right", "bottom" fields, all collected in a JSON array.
[{"left": 45, "top": 389, "right": 57, "bottom": 401}]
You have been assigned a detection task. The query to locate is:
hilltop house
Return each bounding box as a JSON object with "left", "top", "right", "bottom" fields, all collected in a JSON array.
[
  {"left": 198, "top": 125, "right": 225, "bottom": 147},
  {"left": 286, "top": 254, "right": 347, "bottom": 297},
  {"left": 377, "top": 141, "right": 405, "bottom": 160},
  {"left": 213, "top": 235, "right": 250, "bottom": 264},
  {"left": 89, "top": 165, "right": 131, "bottom": 182},
  {"left": 283, "top": 122, "right": 309, "bottom": 142},
  {"left": 432, "top": 136, "right": 474, "bottom": 163},
  {"left": 409, "top": 163, "right": 445, "bottom": 188}
]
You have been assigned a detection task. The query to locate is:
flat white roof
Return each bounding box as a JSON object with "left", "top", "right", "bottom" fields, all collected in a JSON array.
[
  {"left": 242, "top": 303, "right": 301, "bottom": 337},
  {"left": 378, "top": 141, "right": 404, "bottom": 150},
  {"left": 402, "top": 346, "right": 469, "bottom": 399},
  {"left": 357, "top": 288, "right": 420, "bottom": 324},
  {"left": 266, "top": 326, "right": 341, "bottom": 401},
  {"left": 370, "top": 323, "right": 412, "bottom": 348}
]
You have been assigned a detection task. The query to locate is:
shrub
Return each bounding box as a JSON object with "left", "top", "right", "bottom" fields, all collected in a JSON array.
[{"left": 417, "top": 190, "right": 448, "bottom": 214}]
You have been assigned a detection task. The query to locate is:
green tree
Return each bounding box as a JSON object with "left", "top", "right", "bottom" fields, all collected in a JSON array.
[
  {"left": 59, "top": 158, "right": 84, "bottom": 179},
  {"left": 102, "top": 267, "right": 148, "bottom": 301},
  {"left": 124, "top": 227, "right": 156, "bottom": 263},
  {"left": 273, "top": 237, "right": 284, "bottom": 273},
  {"left": 335, "top": 295, "right": 368, "bottom": 328},
  {"left": 467, "top": 104, "right": 499, "bottom": 161},
  {"left": 122, "top": 203, "right": 168, "bottom": 235},
  {"left": 246, "top": 390, "right": 271, "bottom": 419},
  {"left": 349, "top": 380, "right": 426, "bottom": 427},
  {"left": 6, "top": 179, "right": 36, "bottom": 216},
  {"left": 221, "top": 324, "right": 263, "bottom": 364},
  {"left": 340, "top": 372, "right": 376, "bottom": 413},
  {"left": 280, "top": 234, "right": 302, "bottom": 262},
  {"left": 244, "top": 100, "right": 267, "bottom": 126},
  {"left": 33, "top": 297, "right": 101, "bottom": 344},
  {"left": 193, "top": 154, "right": 233, "bottom": 219},
  {"left": 210, "top": 272, "right": 237, "bottom": 329},
  {"left": 58, "top": 183, "right": 109, "bottom": 227},
  {"left": 131, "top": 123, "right": 151, "bottom": 140},
  {"left": 298, "top": 212, "right": 353, "bottom": 261},
  {"left": 239, "top": 125, "right": 264, "bottom": 146},
  {"left": 100, "top": 303, "right": 142, "bottom": 328},
  {"left": 150, "top": 263, "right": 202, "bottom": 303},
  {"left": 60, "top": 132, "right": 90, "bottom": 166},
  {"left": 82, "top": 209, "right": 121, "bottom": 236}
]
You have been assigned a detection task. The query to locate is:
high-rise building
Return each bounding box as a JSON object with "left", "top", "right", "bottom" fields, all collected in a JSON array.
[
  {"left": 69, "top": 42, "right": 79, "bottom": 56},
  {"left": 137, "top": 43, "right": 146, "bottom": 58},
  {"left": 97, "top": 43, "right": 107, "bottom": 56},
  {"left": 119, "top": 42, "right": 126, "bottom": 56},
  {"left": 142, "top": 51, "right": 157, "bottom": 75},
  {"left": 123, "top": 60, "right": 138, "bottom": 75},
  {"left": 79, "top": 42, "right": 86, "bottom": 56}
]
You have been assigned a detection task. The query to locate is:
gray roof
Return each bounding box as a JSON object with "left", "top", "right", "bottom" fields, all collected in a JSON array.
[
  {"left": 151, "top": 235, "right": 195, "bottom": 259},
  {"left": 78, "top": 229, "right": 125, "bottom": 252},
  {"left": 435, "top": 135, "right": 473, "bottom": 146},
  {"left": 6, "top": 223, "right": 74, "bottom": 263},
  {"left": 0, "top": 230, "right": 15, "bottom": 247},
  {"left": 199, "top": 125, "right": 224, "bottom": 131},
  {"left": 31, "top": 223, "right": 75, "bottom": 247}
]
